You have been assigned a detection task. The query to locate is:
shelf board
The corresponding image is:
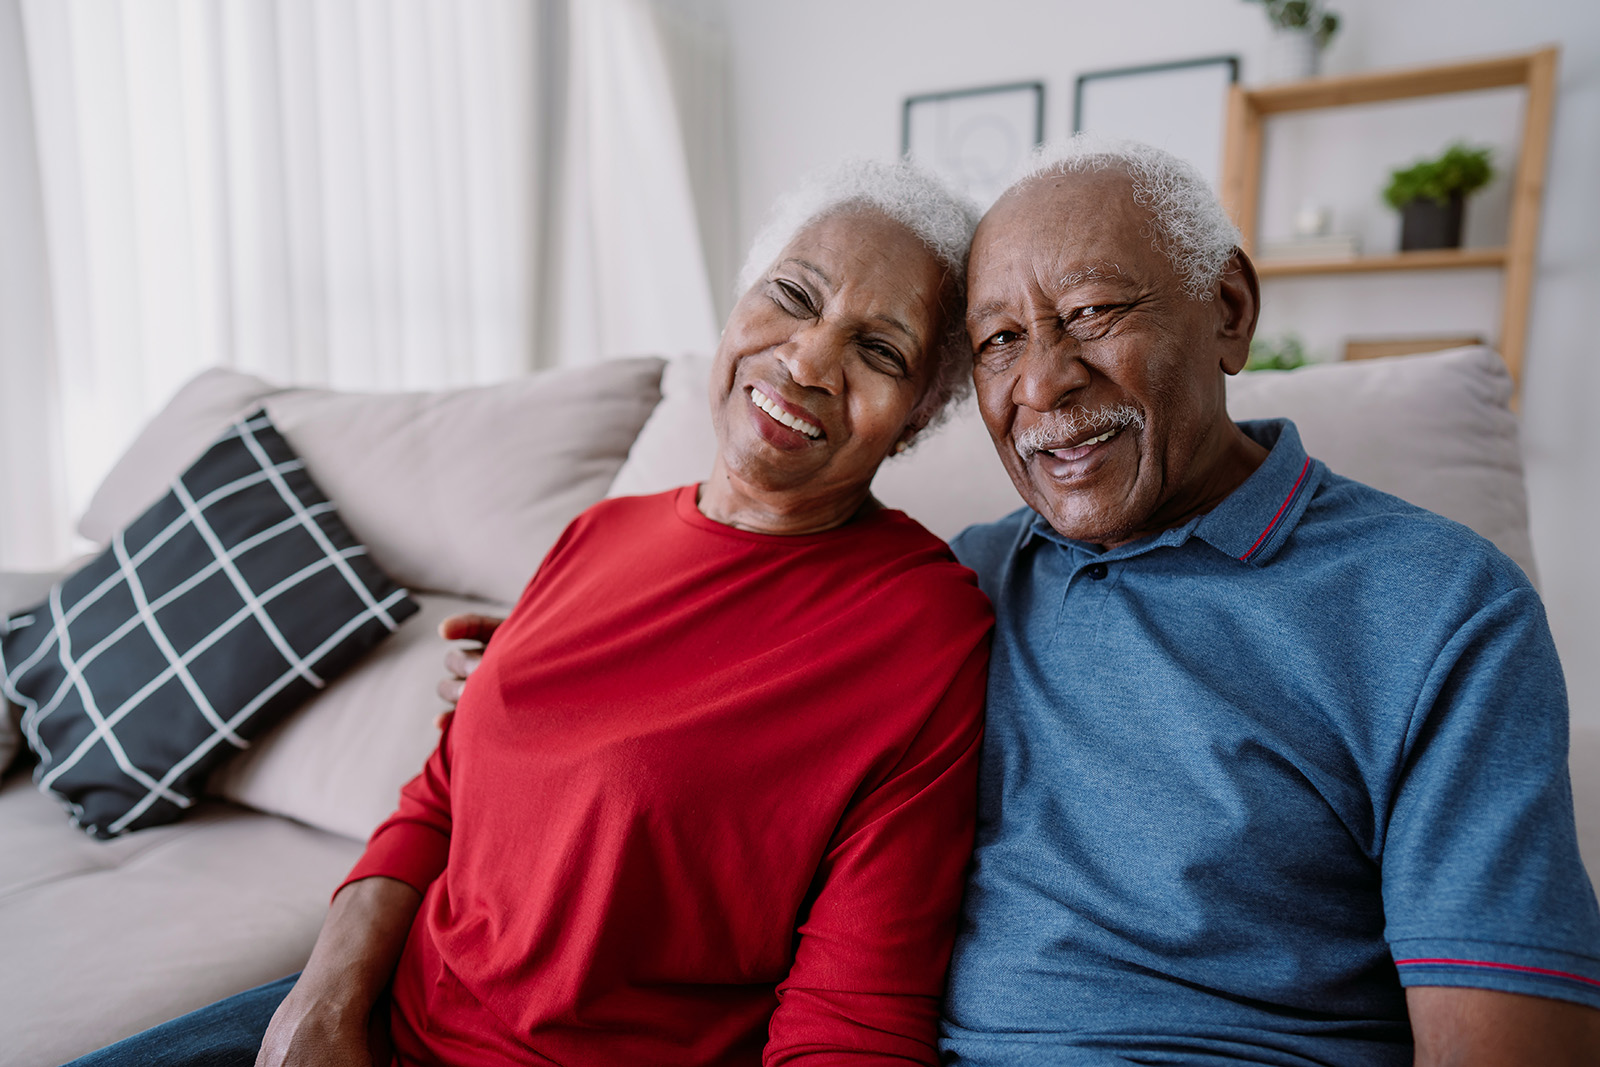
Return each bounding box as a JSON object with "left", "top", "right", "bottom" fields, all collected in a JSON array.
[
  {"left": 1253, "top": 246, "right": 1508, "bottom": 278},
  {"left": 1243, "top": 53, "right": 1538, "bottom": 115}
]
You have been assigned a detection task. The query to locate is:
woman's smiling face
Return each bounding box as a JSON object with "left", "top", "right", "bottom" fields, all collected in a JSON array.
[{"left": 704, "top": 208, "right": 948, "bottom": 529}]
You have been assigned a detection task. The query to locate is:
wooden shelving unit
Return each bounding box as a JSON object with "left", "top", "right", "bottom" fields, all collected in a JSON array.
[
  {"left": 1255, "top": 246, "right": 1507, "bottom": 278},
  {"left": 1220, "top": 48, "right": 1559, "bottom": 388}
]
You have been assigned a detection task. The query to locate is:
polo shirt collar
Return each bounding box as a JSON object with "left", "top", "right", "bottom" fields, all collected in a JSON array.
[
  {"left": 1193, "top": 419, "right": 1321, "bottom": 565},
  {"left": 1017, "top": 419, "right": 1322, "bottom": 568}
]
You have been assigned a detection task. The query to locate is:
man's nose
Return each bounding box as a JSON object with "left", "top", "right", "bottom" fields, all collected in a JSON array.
[
  {"left": 778, "top": 327, "right": 845, "bottom": 394},
  {"left": 1012, "top": 338, "right": 1090, "bottom": 412}
]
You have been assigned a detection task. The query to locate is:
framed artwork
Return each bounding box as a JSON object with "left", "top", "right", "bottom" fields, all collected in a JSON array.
[
  {"left": 903, "top": 82, "right": 1044, "bottom": 207},
  {"left": 1073, "top": 56, "right": 1239, "bottom": 191}
]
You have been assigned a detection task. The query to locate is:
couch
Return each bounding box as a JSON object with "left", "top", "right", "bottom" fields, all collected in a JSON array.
[{"left": 3, "top": 345, "right": 1595, "bottom": 1067}]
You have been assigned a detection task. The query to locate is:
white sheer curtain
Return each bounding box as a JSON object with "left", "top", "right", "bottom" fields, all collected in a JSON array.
[
  {"left": 0, "top": 0, "right": 725, "bottom": 570},
  {"left": 543, "top": 0, "right": 720, "bottom": 367},
  {"left": 0, "top": 0, "right": 67, "bottom": 569}
]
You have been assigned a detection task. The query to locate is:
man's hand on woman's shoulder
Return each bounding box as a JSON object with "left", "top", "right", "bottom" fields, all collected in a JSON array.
[{"left": 436, "top": 613, "right": 505, "bottom": 714}]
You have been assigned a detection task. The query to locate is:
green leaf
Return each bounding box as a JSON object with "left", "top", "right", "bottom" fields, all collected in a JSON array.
[{"left": 1382, "top": 143, "right": 1495, "bottom": 209}]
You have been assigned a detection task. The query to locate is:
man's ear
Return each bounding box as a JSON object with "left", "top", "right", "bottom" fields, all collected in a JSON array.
[{"left": 1215, "top": 248, "right": 1261, "bottom": 376}]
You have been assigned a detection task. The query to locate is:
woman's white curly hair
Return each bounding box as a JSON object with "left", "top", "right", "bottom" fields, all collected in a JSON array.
[
  {"left": 1014, "top": 134, "right": 1243, "bottom": 300},
  {"left": 735, "top": 158, "right": 981, "bottom": 431}
]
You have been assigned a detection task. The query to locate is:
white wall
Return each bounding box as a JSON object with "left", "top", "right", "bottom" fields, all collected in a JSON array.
[{"left": 722, "top": 0, "right": 1600, "bottom": 723}]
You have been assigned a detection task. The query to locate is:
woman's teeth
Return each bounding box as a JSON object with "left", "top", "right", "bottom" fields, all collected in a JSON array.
[{"left": 751, "top": 387, "right": 822, "bottom": 438}]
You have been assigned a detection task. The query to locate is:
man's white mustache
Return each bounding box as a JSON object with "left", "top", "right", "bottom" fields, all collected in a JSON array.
[{"left": 1014, "top": 405, "right": 1145, "bottom": 460}]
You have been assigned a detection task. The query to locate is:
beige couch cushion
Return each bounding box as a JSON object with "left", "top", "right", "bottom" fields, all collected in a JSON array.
[
  {"left": 1571, "top": 720, "right": 1600, "bottom": 881},
  {"left": 0, "top": 777, "right": 361, "bottom": 1067},
  {"left": 609, "top": 348, "right": 1536, "bottom": 582},
  {"left": 606, "top": 353, "right": 718, "bottom": 499},
  {"left": 81, "top": 359, "right": 666, "bottom": 605},
  {"left": 209, "top": 591, "right": 505, "bottom": 841}
]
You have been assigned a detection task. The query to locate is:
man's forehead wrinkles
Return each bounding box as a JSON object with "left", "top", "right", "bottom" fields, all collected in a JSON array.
[
  {"left": 1058, "top": 263, "right": 1124, "bottom": 289},
  {"left": 966, "top": 299, "right": 1013, "bottom": 324}
]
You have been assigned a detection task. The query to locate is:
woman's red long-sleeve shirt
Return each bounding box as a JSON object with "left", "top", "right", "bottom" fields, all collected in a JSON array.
[{"left": 342, "top": 487, "right": 993, "bottom": 1065}]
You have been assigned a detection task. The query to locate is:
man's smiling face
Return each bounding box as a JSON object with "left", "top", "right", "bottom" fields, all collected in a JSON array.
[{"left": 965, "top": 168, "right": 1257, "bottom": 547}]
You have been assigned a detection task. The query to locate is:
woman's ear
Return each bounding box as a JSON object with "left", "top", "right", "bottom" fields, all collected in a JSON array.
[
  {"left": 1216, "top": 249, "right": 1261, "bottom": 376},
  {"left": 895, "top": 422, "right": 924, "bottom": 455}
]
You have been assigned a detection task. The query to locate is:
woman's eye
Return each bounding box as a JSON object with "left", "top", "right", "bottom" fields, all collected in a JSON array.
[
  {"left": 771, "top": 280, "right": 814, "bottom": 315},
  {"left": 860, "top": 342, "right": 907, "bottom": 376}
]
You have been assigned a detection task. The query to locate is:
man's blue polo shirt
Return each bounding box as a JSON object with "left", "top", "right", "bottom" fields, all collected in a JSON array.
[{"left": 941, "top": 419, "right": 1600, "bottom": 1066}]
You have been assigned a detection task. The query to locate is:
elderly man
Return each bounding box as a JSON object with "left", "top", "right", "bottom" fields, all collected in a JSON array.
[{"left": 937, "top": 137, "right": 1600, "bottom": 1065}]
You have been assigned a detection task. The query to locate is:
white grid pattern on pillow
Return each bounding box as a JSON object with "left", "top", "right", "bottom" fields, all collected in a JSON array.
[{"left": 0, "top": 412, "right": 412, "bottom": 836}]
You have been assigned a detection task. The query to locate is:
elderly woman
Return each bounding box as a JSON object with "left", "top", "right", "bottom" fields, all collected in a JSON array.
[{"left": 69, "top": 159, "right": 992, "bottom": 1067}]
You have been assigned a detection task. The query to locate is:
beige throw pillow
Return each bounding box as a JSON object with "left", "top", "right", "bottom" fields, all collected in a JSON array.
[
  {"left": 614, "top": 348, "right": 1535, "bottom": 581},
  {"left": 80, "top": 360, "right": 666, "bottom": 605},
  {"left": 1225, "top": 346, "right": 1535, "bottom": 582}
]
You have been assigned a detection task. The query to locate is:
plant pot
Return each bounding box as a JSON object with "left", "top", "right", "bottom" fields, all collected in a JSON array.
[
  {"left": 1266, "top": 28, "right": 1321, "bottom": 81},
  {"left": 1399, "top": 194, "right": 1465, "bottom": 251}
]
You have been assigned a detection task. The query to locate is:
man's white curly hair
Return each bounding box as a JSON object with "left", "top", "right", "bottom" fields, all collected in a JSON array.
[
  {"left": 735, "top": 158, "right": 982, "bottom": 430},
  {"left": 1012, "top": 134, "right": 1243, "bottom": 300}
]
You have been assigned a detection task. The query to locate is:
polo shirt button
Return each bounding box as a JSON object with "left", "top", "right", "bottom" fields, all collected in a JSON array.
[{"left": 1087, "top": 563, "right": 1109, "bottom": 580}]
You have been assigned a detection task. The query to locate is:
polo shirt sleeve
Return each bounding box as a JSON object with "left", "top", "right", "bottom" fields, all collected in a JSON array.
[
  {"left": 338, "top": 712, "right": 457, "bottom": 898},
  {"left": 764, "top": 640, "right": 988, "bottom": 1066},
  {"left": 1381, "top": 583, "right": 1600, "bottom": 1009}
]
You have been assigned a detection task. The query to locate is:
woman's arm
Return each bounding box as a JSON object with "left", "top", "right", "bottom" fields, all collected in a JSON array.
[
  {"left": 256, "top": 876, "right": 423, "bottom": 1067},
  {"left": 765, "top": 641, "right": 989, "bottom": 1066},
  {"left": 258, "top": 677, "right": 465, "bottom": 1066}
]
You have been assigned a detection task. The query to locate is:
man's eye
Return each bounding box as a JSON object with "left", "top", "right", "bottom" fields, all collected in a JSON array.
[
  {"left": 1072, "top": 304, "right": 1121, "bottom": 324},
  {"left": 977, "top": 330, "right": 1020, "bottom": 353}
]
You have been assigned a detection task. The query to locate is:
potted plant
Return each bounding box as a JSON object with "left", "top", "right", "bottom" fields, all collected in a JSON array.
[
  {"left": 1245, "top": 333, "right": 1309, "bottom": 372},
  {"left": 1382, "top": 143, "right": 1495, "bottom": 251},
  {"left": 1246, "top": 0, "right": 1340, "bottom": 80}
]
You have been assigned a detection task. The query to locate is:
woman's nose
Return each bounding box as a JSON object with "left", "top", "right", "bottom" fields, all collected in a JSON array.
[{"left": 778, "top": 328, "right": 845, "bottom": 394}]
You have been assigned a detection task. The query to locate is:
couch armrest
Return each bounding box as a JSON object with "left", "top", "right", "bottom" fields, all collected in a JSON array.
[
  {"left": 0, "top": 569, "right": 64, "bottom": 620},
  {"left": 1, "top": 567, "right": 70, "bottom": 779}
]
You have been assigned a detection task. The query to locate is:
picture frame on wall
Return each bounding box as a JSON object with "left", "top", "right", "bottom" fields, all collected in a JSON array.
[
  {"left": 1073, "top": 56, "right": 1239, "bottom": 191},
  {"left": 903, "top": 81, "right": 1044, "bottom": 208}
]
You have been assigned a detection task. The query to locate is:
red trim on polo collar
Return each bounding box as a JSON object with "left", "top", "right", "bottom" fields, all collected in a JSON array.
[{"left": 1239, "top": 457, "right": 1311, "bottom": 562}]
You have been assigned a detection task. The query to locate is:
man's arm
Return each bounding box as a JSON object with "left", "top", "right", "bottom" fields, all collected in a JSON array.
[
  {"left": 255, "top": 876, "right": 423, "bottom": 1067},
  {"left": 1407, "top": 986, "right": 1600, "bottom": 1066}
]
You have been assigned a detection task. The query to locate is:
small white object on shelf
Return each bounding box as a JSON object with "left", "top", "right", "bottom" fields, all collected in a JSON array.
[
  {"left": 1292, "top": 201, "right": 1333, "bottom": 237},
  {"left": 1259, "top": 233, "right": 1361, "bottom": 261}
]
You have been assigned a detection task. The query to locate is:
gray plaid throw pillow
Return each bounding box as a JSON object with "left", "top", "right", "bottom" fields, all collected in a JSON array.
[{"left": 0, "top": 410, "right": 417, "bottom": 838}]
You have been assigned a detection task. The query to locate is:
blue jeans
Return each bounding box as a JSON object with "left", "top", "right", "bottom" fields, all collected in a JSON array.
[{"left": 63, "top": 974, "right": 297, "bottom": 1067}]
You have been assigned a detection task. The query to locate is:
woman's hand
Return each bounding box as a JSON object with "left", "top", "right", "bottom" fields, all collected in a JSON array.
[
  {"left": 436, "top": 613, "right": 505, "bottom": 709},
  {"left": 255, "top": 877, "right": 423, "bottom": 1067},
  {"left": 255, "top": 983, "right": 372, "bottom": 1067}
]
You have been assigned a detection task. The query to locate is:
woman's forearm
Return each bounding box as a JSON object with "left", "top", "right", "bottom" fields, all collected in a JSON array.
[
  {"left": 255, "top": 876, "right": 423, "bottom": 1067},
  {"left": 299, "top": 876, "right": 423, "bottom": 1008}
]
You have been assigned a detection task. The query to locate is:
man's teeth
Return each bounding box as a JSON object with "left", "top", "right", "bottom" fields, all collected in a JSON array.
[
  {"left": 751, "top": 387, "right": 822, "bottom": 439},
  {"left": 1045, "top": 427, "right": 1117, "bottom": 456}
]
